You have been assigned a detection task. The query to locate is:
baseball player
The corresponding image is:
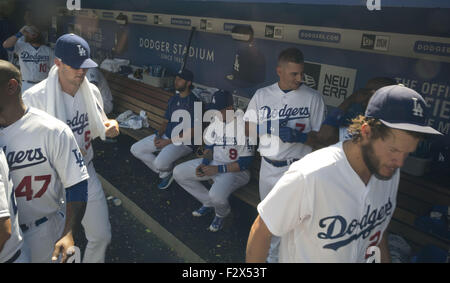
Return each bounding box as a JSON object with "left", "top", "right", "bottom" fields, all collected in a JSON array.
[
  {"left": 87, "top": 67, "right": 113, "bottom": 114},
  {"left": 244, "top": 47, "right": 326, "bottom": 262},
  {"left": 131, "top": 69, "right": 198, "bottom": 190},
  {"left": 22, "top": 34, "right": 120, "bottom": 263},
  {"left": 246, "top": 85, "right": 442, "bottom": 263},
  {"left": 173, "top": 90, "right": 254, "bottom": 232},
  {"left": 315, "top": 77, "right": 397, "bottom": 148},
  {"left": 0, "top": 60, "right": 88, "bottom": 263},
  {"left": 2, "top": 25, "right": 53, "bottom": 93},
  {"left": 0, "top": 148, "right": 29, "bottom": 263}
]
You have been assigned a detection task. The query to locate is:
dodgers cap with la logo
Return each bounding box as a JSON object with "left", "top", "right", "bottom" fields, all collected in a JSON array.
[
  {"left": 365, "top": 85, "right": 442, "bottom": 135},
  {"left": 55, "top": 33, "right": 98, "bottom": 69}
]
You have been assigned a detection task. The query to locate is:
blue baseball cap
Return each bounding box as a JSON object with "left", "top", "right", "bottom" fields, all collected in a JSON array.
[
  {"left": 177, "top": 68, "right": 194, "bottom": 82},
  {"left": 207, "top": 90, "right": 234, "bottom": 110},
  {"left": 365, "top": 85, "right": 442, "bottom": 135},
  {"left": 55, "top": 34, "right": 98, "bottom": 69}
]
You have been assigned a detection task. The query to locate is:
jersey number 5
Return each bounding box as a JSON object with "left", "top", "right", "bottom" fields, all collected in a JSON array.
[{"left": 15, "top": 175, "right": 52, "bottom": 201}]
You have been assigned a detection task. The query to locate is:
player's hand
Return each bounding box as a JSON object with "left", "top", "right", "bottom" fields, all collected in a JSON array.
[
  {"left": 52, "top": 233, "right": 75, "bottom": 263},
  {"left": 155, "top": 138, "right": 171, "bottom": 150},
  {"left": 196, "top": 164, "right": 206, "bottom": 177},
  {"left": 201, "top": 165, "right": 219, "bottom": 176},
  {"left": 105, "top": 119, "right": 120, "bottom": 138},
  {"left": 19, "top": 25, "right": 28, "bottom": 34}
]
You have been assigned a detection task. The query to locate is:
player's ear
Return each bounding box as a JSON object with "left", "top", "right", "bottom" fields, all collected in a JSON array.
[
  {"left": 54, "top": 58, "right": 61, "bottom": 67},
  {"left": 361, "top": 123, "right": 372, "bottom": 141},
  {"left": 7, "top": 78, "right": 19, "bottom": 95}
]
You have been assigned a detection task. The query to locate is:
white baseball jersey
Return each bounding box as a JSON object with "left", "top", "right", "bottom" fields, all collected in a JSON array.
[
  {"left": 60, "top": 88, "right": 108, "bottom": 165},
  {"left": 204, "top": 113, "right": 254, "bottom": 163},
  {"left": 244, "top": 82, "right": 325, "bottom": 160},
  {"left": 87, "top": 68, "right": 113, "bottom": 114},
  {"left": 0, "top": 108, "right": 89, "bottom": 225},
  {"left": 0, "top": 149, "right": 23, "bottom": 263},
  {"left": 14, "top": 39, "right": 53, "bottom": 82},
  {"left": 23, "top": 81, "right": 107, "bottom": 165},
  {"left": 258, "top": 142, "right": 399, "bottom": 262}
]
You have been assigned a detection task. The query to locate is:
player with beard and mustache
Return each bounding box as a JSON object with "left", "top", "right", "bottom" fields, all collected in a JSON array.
[
  {"left": 131, "top": 69, "right": 199, "bottom": 190},
  {"left": 246, "top": 85, "right": 442, "bottom": 263}
]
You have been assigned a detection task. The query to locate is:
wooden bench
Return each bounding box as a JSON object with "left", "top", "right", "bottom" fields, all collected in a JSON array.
[{"left": 103, "top": 69, "right": 449, "bottom": 258}]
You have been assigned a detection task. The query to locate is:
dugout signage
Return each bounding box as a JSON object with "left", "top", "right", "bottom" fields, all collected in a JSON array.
[{"left": 304, "top": 62, "right": 357, "bottom": 107}]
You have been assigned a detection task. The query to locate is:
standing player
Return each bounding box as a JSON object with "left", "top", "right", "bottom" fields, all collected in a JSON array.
[
  {"left": 87, "top": 67, "right": 113, "bottom": 114},
  {"left": 2, "top": 25, "right": 53, "bottom": 92},
  {"left": 22, "top": 34, "right": 120, "bottom": 263},
  {"left": 0, "top": 148, "right": 29, "bottom": 263},
  {"left": 173, "top": 90, "right": 254, "bottom": 232},
  {"left": 131, "top": 69, "right": 198, "bottom": 190},
  {"left": 0, "top": 60, "right": 88, "bottom": 263},
  {"left": 246, "top": 85, "right": 442, "bottom": 262},
  {"left": 244, "top": 47, "right": 326, "bottom": 262}
]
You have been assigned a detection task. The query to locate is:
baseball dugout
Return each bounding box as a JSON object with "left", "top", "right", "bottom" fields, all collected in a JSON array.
[{"left": 102, "top": 69, "right": 449, "bottom": 257}]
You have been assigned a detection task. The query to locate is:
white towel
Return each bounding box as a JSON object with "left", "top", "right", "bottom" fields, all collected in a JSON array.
[{"left": 27, "top": 65, "right": 106, "bottom": 140}]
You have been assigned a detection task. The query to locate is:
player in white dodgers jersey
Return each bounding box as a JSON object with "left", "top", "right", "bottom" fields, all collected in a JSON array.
[
  {"left": 244, "top": 47, "right": 325, "bottom": 262},
  {"left": 22, "top": 34, "right": 120, "bottom": 263},
  {"left": 174, "top": 90, "right": 254, "bottom": 232},
  {"left": 0, "top": 60, "right": 88, "bottom": 263},
  {"left": 2, "top": 25, "right": 53, "bottom": 93},
  {"left": 246, "top": 85, "right": 442, "bottom": 263},
  {"left": 87, "top": 67, "right": 113, "bottom": 114},
  {"left": 0, "top": 148, "right": 29, "bottom": 263}
]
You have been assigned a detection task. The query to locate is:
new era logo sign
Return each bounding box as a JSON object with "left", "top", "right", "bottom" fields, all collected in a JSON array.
[
  {"left": 412, "top": 98, "right": 424, "bottom": 117},
  {"left": 77, "top": 45, "right": 86, "bottom": 56}
]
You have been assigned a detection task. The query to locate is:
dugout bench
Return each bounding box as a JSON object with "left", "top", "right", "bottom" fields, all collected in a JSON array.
[{"left": 102, "top": 69, "right": 449, "bottom": 257}]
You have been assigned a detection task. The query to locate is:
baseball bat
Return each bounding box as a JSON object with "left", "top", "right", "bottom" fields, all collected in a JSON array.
[{"left": 180, "top": 26, "right": 196, "bottom": 72}]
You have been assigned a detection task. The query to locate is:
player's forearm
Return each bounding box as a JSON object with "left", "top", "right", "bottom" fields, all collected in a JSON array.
[
  {"left": 61, "top": 201, "right": 86, "bottom": 240},
  {"left": 157, "top": 120, "right": 168, "bottom": 137},
  {"left": 379, "top": 231, "right": 391, "bottom": 263},
  {"left": 0, "top": 217, "right": 12, "bottom": 253},
  {"left": 246, "top": 215, "right": 272, "bottom": 263},
  {"left": 2, "top": 35, "right": 19, "bottom": 49}
]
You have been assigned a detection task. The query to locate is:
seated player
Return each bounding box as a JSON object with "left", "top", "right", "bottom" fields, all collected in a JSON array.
[
  {"left": 173, "top": 90, "right": 254, "bottom": 232},
  {"left": 130, "top": 69, "right": 198, "bottom": 190}
]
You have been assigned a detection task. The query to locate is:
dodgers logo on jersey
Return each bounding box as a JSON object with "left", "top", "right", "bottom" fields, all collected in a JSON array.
[
  {"left": 259, "top": 104, "right": 310, "bottom": 122},
  {"left": 20, "top": 51, "right": 50, "bottom": 63},
  {"left": 2, "top": 145, "right": 48, "bottom": 171},
  {"left": 317, "top": 199, "right": 393, "bottom": 251},
  {"left": 72, "top": 149, "right": 85, "bottom": 168},
  {"left": 67, "top": 111, "right": 89, "bottom": 135}
]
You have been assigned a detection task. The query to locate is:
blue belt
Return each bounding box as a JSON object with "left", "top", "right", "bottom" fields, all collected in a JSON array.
[
  {"left": 263, "top": 157, "right": 299, "bottom": 168},
  {"left": 20, "top": 216, "right": 48, "bottom": 233},
  {"left": 22, "top": 80, "right": 39, "bottom": 84}
]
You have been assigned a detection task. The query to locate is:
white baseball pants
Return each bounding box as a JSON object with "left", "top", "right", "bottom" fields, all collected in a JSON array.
[
  {"left": 130, "top": 134, "right": 192, "bottom": 179},
  {"left": 22, "top": 211, "right": 65, "bottom": 263},
  {"left": 259, "top": 157, "right": 290, "bottom": 263},
  {"left": 173, "top": 159, "right": 250, "bottom": 217},
  {"left": 80, "top": 162, "right": 111, "bottom": 263}
]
